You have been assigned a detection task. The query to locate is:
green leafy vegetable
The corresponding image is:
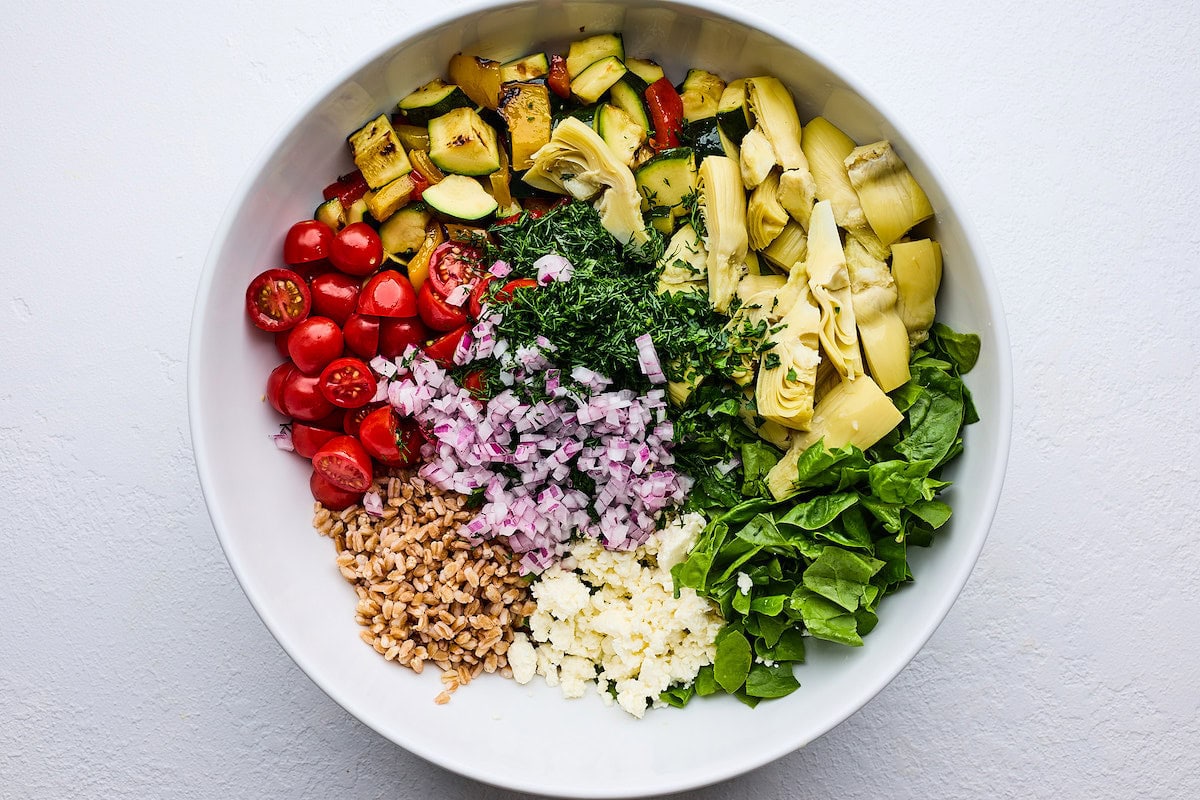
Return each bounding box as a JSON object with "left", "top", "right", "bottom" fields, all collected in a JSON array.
[{"left": 714, "top": 628, "right": 753, "bottom": 693}]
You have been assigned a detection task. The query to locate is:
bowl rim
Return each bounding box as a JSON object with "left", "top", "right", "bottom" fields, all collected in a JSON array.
[{"left": 188, "top": 0, "right": 1013, "bottom": 795}]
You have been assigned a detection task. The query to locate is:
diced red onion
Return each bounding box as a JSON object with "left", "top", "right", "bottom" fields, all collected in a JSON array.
[
  {"left": 271, "top": 429, "right": 293, "bottom": 452},
  {"left": 363, "top": 491, "right": 384, "bottom": 517},
  {"left": 635, "top": 333, "right": 666, "bottom": 384}
]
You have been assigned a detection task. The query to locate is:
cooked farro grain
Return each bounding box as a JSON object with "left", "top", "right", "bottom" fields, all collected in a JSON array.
[{"left": 313, "top": 471, "right": 536, "bottom": 704}]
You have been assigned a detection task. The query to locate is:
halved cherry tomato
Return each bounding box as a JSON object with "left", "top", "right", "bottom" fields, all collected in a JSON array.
[
  {"left": 468, "top": 274, "right": 495, "bottom": 318},
  {"left": 309, "top": 469, "right": 361, "bottom": 510},
  {"left": 342, "top": 313, "right": 380, "bottom": 359},
  {"left": 358, "top": 270, "right": 417, "bottom": 318},
  {"left": 283, "top": 220, "right": 335, "bottom": 265},
  {"left": 310, "top": 272, "right": 360, "bottom": 326},
  {"left": 322, "top": 170, "right": 369, "bottom": 210},
  {"left": 379, "top": 317, "right": 429, "bottom": 359},
  {"left": 287, "top": 316, "right": 344, "bottom": 375},
  {"left": 330, "top": 221, "right": 383, "bottom": 277},
  {"left": 422, "top": 324, "right": 468, "bottom": 367},
  {"left": 462, "top": 369, "right": 487, "bottom": 399},
  {"left": 246, "top": 268, "right": 311, "bottom": 332},
  {"left": 318, "top": 357, "right": 376, "bottom": 408},
  {"left": 312, "top": 435, "right": 373, "bottom": 492},
  {"left": 281, "top": 370, "right": 335, "bottom": 422},
  {"left": 312, "top": 408, "right": 346, "bottom": 431},
  {"left": 273, "top": 330, "right": 292, "bottom": 359},
  {"left": 291, "top": 422, "right": 343, "bottom": 459},
  {"left": 427, "top": 240, "right": 485, "bottom": 298},
  {"left": 416, "top": 280, "right": 468, "bottom": 332},
  {"left": 343, "top": 402, "right": 385, "bottom": 438},
  {"left": 547, "top": 54, "right": 570, "bottom": 99},
  {"left": 266, "top": 361, "right": 295, "bottom": 415},
  {"left": 498, "top": 278, "right": 538, "bottom": 302},
  {"left": 358, "top": 406, "right": 423, "bottom": 468}
]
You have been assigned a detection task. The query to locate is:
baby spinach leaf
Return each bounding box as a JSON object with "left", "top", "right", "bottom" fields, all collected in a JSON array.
[
  {"left": 660, "top": 682, "right": 696, "bottom": 708},
  {"left": 871, "top": 536, "right": 909, "bottom": 587},
  {"left": 735, "top": 513, "right": 792, "bottom": 547},
  {"left": 745, "top": 662, "right": 801, "bottom": 698},
  {"left": 896, "top": 369, "right": 964, "bottom": 466},
  {"left": 930, "top": 323, "right": 980, "bottom": 372},
  {"left": 792, "top": 442, "right": 870, "bottom": 491},
  {"left": 867, "top": 460, "right": 935, "bottom": 505},
  {"left": 802, "top": 547, "right": 885, "bottom": 610},
  {"left": 790, "top": 588, "right": 863, "bottom": 646},
  {"left": 714, "top": 628, "right": 753, "bottom": 693},
  {"left": 732, "top": 586, "right": 752, "bottom": 614},
  {"left": 909, "top": 499, "right": 953, "bottom": 529},
  {"left": 756, "top": 613, "right": 788, "bottom": 649},
  {"left": 694, "top": 664, "right": 718, "bottom": 696},
  {"left": 855, "top": 608, "right": 879, "bottom": 636},
  {"left": 778, "top": 491, "right": 859, "bottom": 530},
  {"left": 750, "top": 594, "right": 787, "bottom": 616},
  {"left": 741, "top": 440, "right": 781, "bottom": 496},
  {"left": 771, "top": 628, "right": 807, "bottom": 661},
  {"left": 860, "top": 495, "right": 904, "bottom": 533}
]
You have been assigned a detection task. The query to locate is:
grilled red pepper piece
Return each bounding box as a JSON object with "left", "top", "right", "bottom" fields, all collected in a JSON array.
[
  {"left": 644, "top": 77, "right": 684, "bottom": 151},
  {"left": 409, "top": 169, "right": 430, "bottom": 201},
  {"left": 322, "top": 170, "right": 369, "bottom": 209},
  {"left": 547, "top": 54, "right": 570, "bottom": 99}
]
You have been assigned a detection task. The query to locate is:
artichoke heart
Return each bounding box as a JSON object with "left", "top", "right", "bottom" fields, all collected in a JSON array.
[
  {"left": 747, "top": 171, "right": 789, "bottom": 251},
  {"left": 656, "top": 223, "right": 709, "bottom": 295},
  {"left": 806, "top": 200, "right": 864, "bottom": 380},
  {"left": 738, "top": 127, "right": 776, "bottom": 189},
  {"left": 776, "top": 167, "right": 817, "bottom": 230},
  {"left": 800, "top": 116, "right": 887, "bottom": 260},
  {"left": 890, "top": 238, "right": 942, "bottom": 345},
  {"left": 745, "top": 77, "right": 805, "bottom": 171},
  {"left": 844, "top": 237, "right": 910, "bottom": 392},
  {"left": 844, "top": 140, "right": 933, "bottom": 246},
  {"left": 523, "top": 117, "right": 651, "bottom": 249},
  {"left": 697, "top": 155, "right": 749, "bottom": 314},
  {"left": 761, "top": 220, "right": 808, "bottom": 274},
  {"left": 755, "top": 286, "right": 821, "bottom": 431}
]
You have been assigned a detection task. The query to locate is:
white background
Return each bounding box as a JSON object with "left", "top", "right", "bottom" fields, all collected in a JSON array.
[{"left": 2, "top": 0, "right": 1198, "bottom": 797}]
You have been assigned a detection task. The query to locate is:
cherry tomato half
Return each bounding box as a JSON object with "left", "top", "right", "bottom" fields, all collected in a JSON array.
[
  {"left": 310, "top": 272, "right": 360, "bottom": 326},
  {"left": 468, "top": 274, "right": 495, "bottom": 318},
  {"left": 416, "top": 280, "right": 468, "bottom": 332},
  {"left": 309, "top": 469, "right": 361, "bottom": 510},
  {"left": 283, "top": 220, "right": 335, "bottom": 265},
  {"left": 287, "top": 316, "right": 344, "bottom": 375},
  {"left": 318, "top": 357, "right": 377, "bottom": 408},
  {"left": 427, "top": 240, "right": 485, "bottom": 298},
  {"left": 246, "top": 268, "right": 311, "bottom": 332},
  {"left": 312, "top": 435, "right": 374, "bottom": 492},
  {"left": 462, "top": 369, "right": 487, "bottom": 399},
  {"left": 343, "top": 402, "right": 385, "bottom": 438},
  {"left": 266, "top": 361, "right": 295, "bottom": 415},
  {"left": 358, "top": 270, "right": 417, "bottom": 318},
  {"left": 422, "top": 325, "right": 469, "bottom": 368},
  {"left": 281, "top": 370, "right": 335, "bottom": 422},
  {"left": 379, "top": 317, "right": 430, "bottom": 360},
  {"left": 358, "top": 406, "right": 424, "bottom": 468},
  {"left": 329, "top": 222, "right": 383, "bottom": 277},
  {"left": 342, "top": 313, "right": 380, "bottom": 359},
  {"left": 291, "top": 422, "right": 343, "bottom": 459}
]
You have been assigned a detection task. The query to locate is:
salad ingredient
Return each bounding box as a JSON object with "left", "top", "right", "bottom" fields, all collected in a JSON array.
[
  {"left": 800, "top": 116, "right": 888, "bottom": 260},
  {"left": 309, "top": 470, "right": 361, "bottom": 510},
  {"left": 280, "top": 371, "right": 335, "bottom": 422},
  {"left": 565, "top": 33, "right": 624, "bottom": 78},
  {"left": 760, "top": 219, "right": 807, "bottom": 272},
  {"left": 697, "top": 155, "right": 748, "bottom": 313},
  {"left": 499, "top": 52, "right": 550, "bottom": 83},
  {"left": 312, "top": 435, "right": 373, "bottom": 492},
  {"left": 245, "top": 268, "right": 311, "bottom": 332},
  {"left": 570, "top": 56, "right": 627, "bottom": 105},
  {"left": 357, "top": 406, "right": 422, "bottom": 468},
  {"left": 357, "top": 270, "right": 417, "bottom": 318},
  {"left": 596, "top": 103, "right": 646, "bottom": 169},
  {"left": 546, "top": 54, "right": 570, "bottom": 99},
  {"left": 496, "top": 82, "right": 552, "bottom": 170},
  {"left": 804, "top": 200, "right": 864, "bottom": 380},
  {"left": 266, "top": 361, "right": 294, "bottom": 415},
  {"left": 291, "top": 422, "right": 343, "bottom": 460},
  {"left": 379, "top": 317, "right": 429, "bottom": 360},
  {"left": 889, "top": 239, "right": 943, "bottom": 345},
  {"left": 397, "top": 78, "right": 472, "bottom": 125},
  {"left": 416, "top": 281, "right": 468, "bottom": 331},
  {"left": 508, "top": 514, "right": 721, "bottom": 717},
  {"left": 522, "top": 117, "right": 651, "bottom": 249},
  {"left": 427, "top": 241, "right": 485, "bottom": 298},
  {"left": 322, "top": 169, "right": 370, "bottom": 211},
  {"left": 342, "top": 313, "right": 380, "bottom": 359},
  {"left": 364, "top": 173, "right": 417, "bottom": 222},
  {"left": 282, "top": 220, "right": 335, "bottom": 265},
  {"left": 422, "top": 325, "right": 468, "bottom": 366},
  {"left": 447, "top": 53, "right": 502, "bottom": 110},
  {"left": 329, "top": 222, "right": 384, "bottom": 276},
  {"left": 625, "top": 56, "right": 665, "bottom": 85},
  {"left": 755, "top": 287, "right": 821, "bottom": 431},
  {"left": 679, "top": 69, "right": 725, "bottom": 123},
  {"left": 315, "top": 474, "right": 536, "bottom": 702},
  {"left": 348, "top": 114, "right": 413, "bottom": 188},
  {"left": 635, "top": 147, "right": 698, "bottom": 233},
  {"left": 745, "top": 77, "right": 806, "bottom": 172},
  {"left": 644, "top": 77, "right": 684, "bottom": 150},
  {"left": 421, "top": 174, "right": 499, "bottom": 220},
  {"left": 746, "top": 171, "right": 789, "bottom": 251},
  {"left": 287, "top": 316, "right": 344, "bottom": 376},
  {"left": 715, "top": 79, "right": 751, "bottom": 144},
  {"left": 379, "top": 204, "right": 432, "bottom": 256},
  {"left": 318, "top": 357, "right": 377, "bottom": 409},
  {"left": 844, "top": 140, "right": 934, "bottom": 246},
  {"left": 428, "top": 107, "right": 501, "bottom": 176},
  {"left": 844, "top": 238, "right": 911, "bottom": 392},
  {"left": 310, "top": 272, "right": 360, "bottom": 326}
]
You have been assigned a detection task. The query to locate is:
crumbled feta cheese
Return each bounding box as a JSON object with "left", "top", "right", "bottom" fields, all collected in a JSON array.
[
  {"left": 736, "top": 571, "right": 753, "bottom": 595},
  {"left": 512, "top": 513, "right": 722, "bottom": 718}
]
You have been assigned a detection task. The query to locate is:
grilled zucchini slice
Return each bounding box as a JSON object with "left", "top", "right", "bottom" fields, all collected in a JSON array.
[
  {"left": 347, "top": 115, "right": 413, "bottom": 189},
  {"left": 397, "top": 79, "right": 471, "bottom": 126},
  {"left": 428, "top": 107, "right": 502, "bottom": 176}
]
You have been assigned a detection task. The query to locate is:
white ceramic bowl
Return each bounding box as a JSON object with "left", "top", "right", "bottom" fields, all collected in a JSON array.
[{"left": 189, "top": 1, "right": 1012, "bottom": 795}]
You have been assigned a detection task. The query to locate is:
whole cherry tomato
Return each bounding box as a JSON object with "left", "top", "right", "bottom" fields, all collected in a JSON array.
[
  {"left": 266, "top": 361, "right": 295, "bottom": 415},
  {"left": 379, "top": 317, "right": 429, "bottom": 359},
  {"left": 342, "top": 313, "right": 380, "bottom": 359},
  {"left": 312, "top": 435, "right": 374, "bottom": 492},
  {"left": 291, "top": 422, "right": 343, "bottom": 459},
  {"left": 245, "top": 268, "right": 310, "bottom": 332},
  {"left": 422, "top": 325, "right": 468, "bottom": 367},
  {"left": 318, "top": 357, "right": 377, "bottom": 408},
  {"left": 426, "top": 241, "right": 485, "bottom": 298},
  {"left": 329, "top": 221, "right": 383, "bottom": 276},
  {"left": 283, "top": 220, "right": 335, "bottom": 265},
  {"left": 287, "top": 316, "right": 344, "bottom": 375},
  {"left": 281, "top": 370, "right": 335, "bottom": 422},
  {"left": 416, "top": 280, "right": 468, "bottom": 332},
  {"left": 310, "top": 272, "right": 360, "bottom": 326},
  {"left": 357, "top": 406, "right": 423, "bottom": 468},
  {"left": 358, "top": 270, "right": 417, "bottom": 318},
  {"left": 273, "top": 330, "right": 292, "bottom": 359},
  {"left": 309, "top": 469, "right": 361, "bottom": 510}
]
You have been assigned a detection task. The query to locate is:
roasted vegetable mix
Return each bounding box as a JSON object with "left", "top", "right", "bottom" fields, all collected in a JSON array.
[{"left": 245, "top": 31, "right": 979, "bottom": 713}]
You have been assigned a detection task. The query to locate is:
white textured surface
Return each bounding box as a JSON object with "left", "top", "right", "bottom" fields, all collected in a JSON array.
[{"left": 1, "top": 1, "right": 1196, "bottom": 798}]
